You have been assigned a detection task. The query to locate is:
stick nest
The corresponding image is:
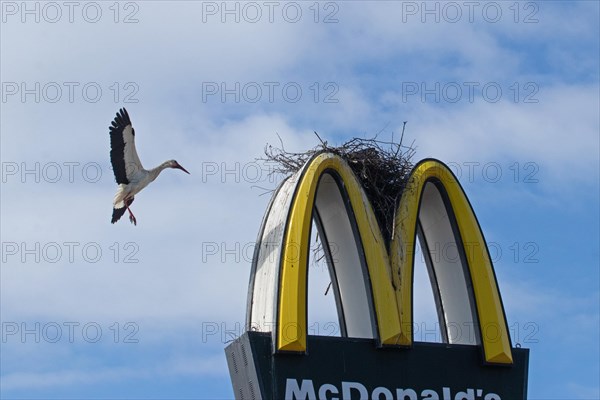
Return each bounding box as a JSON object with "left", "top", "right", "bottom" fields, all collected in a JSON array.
[{"left": 260, "top": 127, "right": 415, "bottom": 247}]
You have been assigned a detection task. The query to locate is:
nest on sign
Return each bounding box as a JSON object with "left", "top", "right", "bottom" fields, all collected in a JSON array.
[{"left": 260, "top": 123, "right": 415, "bottom": 247}]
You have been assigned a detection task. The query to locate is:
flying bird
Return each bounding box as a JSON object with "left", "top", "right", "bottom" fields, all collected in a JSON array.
[{"left": 109, "top": 108, "right": 189, "bottom": 225}]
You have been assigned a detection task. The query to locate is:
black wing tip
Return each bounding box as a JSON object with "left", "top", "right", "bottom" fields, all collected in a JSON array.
[
  {"left": 109, "top": 107, "right": 132, "bottom": 132},
  {"left": 118, "top": 107, "right": 131, "bottom": 125}
]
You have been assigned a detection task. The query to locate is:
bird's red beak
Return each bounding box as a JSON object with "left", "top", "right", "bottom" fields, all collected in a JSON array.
[{"left": 175, "top": 163, "right": 190, "bottom": 174}]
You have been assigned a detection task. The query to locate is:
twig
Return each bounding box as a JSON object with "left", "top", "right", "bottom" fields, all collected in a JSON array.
[
  {"left": 314, "top": 131, "right": 327, "bottom": 146},
  {"left": 258, "top": 128, "right": 415, "bottom": 247}
]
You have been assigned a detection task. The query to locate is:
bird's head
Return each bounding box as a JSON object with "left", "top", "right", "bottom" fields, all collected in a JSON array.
[{"left": 169, "top": 160, "right": 190, "bottom": 174}]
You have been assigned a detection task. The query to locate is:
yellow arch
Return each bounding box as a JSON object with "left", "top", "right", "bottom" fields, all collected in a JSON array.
[
  {"left": 391, "top": 159, "right": 513, "bottom": 364},
  {"left": 277, "top": 153, "right": 402, "bottom": 351},
  {"left": 275, "top": 154, "right": 513, "bottom": 364}
]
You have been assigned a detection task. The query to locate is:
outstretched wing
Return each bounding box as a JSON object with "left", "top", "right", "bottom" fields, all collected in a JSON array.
[
  {"left": 111, "top": 197, "right": 134, "bottom": 224},
  {"left": 109, "top": 108, "right": 144, "bottom": 184}
]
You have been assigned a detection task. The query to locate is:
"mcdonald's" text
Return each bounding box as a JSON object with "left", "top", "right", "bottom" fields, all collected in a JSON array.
[{"left": 285, "top": 378, "right": 502, "bottom": 400}]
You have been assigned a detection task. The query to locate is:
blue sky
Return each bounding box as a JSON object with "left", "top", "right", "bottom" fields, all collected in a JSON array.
[{"left": 1, "top": 1, "right": 598, "bottom": 399}]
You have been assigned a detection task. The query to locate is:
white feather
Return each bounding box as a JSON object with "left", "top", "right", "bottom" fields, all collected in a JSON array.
[{"left": 122, "top": 125, "right": 145, "bottom": 182}]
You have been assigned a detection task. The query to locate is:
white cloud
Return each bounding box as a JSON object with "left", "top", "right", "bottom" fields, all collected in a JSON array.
[
  {"left": 566, "top": 382, "right": 600, "bottom": 400},
  {"left": 407, "top": 84, "right": 599, "bottom": 189},
  {"left": 1, "top": 354, "right": 226, "bottom": 391}
]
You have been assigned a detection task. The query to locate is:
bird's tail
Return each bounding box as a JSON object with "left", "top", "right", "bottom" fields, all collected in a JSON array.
[
  {"left": 112, "top": 184, "right": 128, "bottom": 208},
  {"left": 111, "top": 197, "right": 134, "bottom": 224}
]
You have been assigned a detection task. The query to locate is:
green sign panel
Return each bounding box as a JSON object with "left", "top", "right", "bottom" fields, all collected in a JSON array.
[{"left": 226, "top": 332, "right": 529, "bottom": 399}]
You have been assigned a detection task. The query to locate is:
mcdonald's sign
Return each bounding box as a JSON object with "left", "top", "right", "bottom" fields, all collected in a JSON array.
[{"left": 226, "top": 153, "right": 529, "bottom": 399}]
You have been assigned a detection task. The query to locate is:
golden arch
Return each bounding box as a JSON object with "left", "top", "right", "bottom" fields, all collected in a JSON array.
[
  {"left": 391, "top": 159, "right": 512, "bottom": 364},
  {"left": 246, "top": 153, "right": 513, "bottom": 364}
]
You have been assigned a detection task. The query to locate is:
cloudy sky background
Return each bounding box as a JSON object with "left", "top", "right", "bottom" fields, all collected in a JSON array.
[{"left": 1, "top": 1, "right": 599, "bottom": 398}]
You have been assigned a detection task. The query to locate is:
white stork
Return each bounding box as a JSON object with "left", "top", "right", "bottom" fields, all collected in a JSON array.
[{"left": 109, "top": 108, "right": 189, "bottom": 225}]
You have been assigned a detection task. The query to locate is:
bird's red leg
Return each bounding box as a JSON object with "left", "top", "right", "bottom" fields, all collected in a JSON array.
[{"left": 127, "top": 207, "right": 137, "bottom": 226}]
